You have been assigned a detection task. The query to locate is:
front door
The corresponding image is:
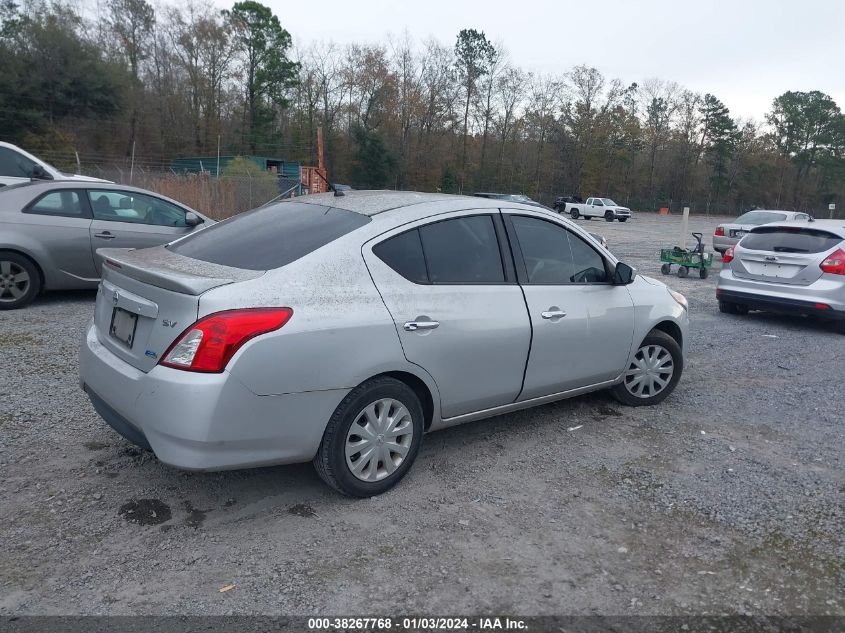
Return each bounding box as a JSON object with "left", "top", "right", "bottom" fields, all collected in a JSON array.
[
  {"left": 87, "top": 189, "right": 196, "bottom": 272},
  {"left": 364, "top": 212, "right": 531, "bottom": 419},
  {"left": 505, "top": 214, "right": 634, "bottom": 400}
]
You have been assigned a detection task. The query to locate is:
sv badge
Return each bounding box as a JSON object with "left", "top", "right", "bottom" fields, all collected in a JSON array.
[{"left": 162, "top": 319, "right": 178, "bottom": 328}]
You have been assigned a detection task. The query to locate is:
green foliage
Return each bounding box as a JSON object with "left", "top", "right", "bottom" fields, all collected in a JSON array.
[
  {"left": 699, "top": 94, "right": 739, "bottom": 201},
  {"left": 351, "top": 126, "right": 395, "bottom": 189},
  {"left": 0, "top": 1, "right": 127, "bottom": 142},
  {"left": 225, "top": 1, "right": 299, "bottom": 151},
  {"left": 221, "top": 156, "right": 276, "bottom": 181}
]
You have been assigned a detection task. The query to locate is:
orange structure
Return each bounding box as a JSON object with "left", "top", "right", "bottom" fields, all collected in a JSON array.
[{"left": 300, "top": 127, "right": 329, "bottom": 194}]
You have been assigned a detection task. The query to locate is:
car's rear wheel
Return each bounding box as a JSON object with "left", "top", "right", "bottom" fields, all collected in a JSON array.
[
  {"left": 570, "top": 209, "right": 580, "bottom": 219},
  {"left": 610, "top": 330, "right": 683, "bottom": 406},
  {"left": 314, "top": 376, "right": 423, "bottom": 497},
  {"left": 0, "top": 251, "right": 41, "bottom": 310},
  {"left": 605, "top": 211, "right": 614, "bottom": 222}
]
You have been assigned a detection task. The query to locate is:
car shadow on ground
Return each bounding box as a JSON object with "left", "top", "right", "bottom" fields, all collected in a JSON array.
[{"left": 29, "top": 288, "right": 97, "bottom": 307}]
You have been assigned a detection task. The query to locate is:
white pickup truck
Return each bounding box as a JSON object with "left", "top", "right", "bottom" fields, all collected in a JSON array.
[{"left": 563, "top": 197, "right": 632, "bottom": 222}]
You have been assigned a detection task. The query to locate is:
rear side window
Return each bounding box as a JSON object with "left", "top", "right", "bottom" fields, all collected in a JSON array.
[
  {"left": 0, "top": 147, "right": 36, "bottom": 178},
  {"left": 374, "top": 229, "right": 428, "bottom": 283},
  {"left": 26, "top": 190, "right": 84, "bottom": 217},
  {"left": 374, "top": 215, "right": 506, "bottom": 284},
  {"left": 168, "top": 202, "right": 370, "bottom": 270},
  {"left": 741, "top": 227, "right": 842, "bottom": 254},
  {"left": 419, "top": 215, "right": 504, "bottom": 284}
]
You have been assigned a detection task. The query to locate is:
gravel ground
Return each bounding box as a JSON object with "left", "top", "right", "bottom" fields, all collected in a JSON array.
[{"left": 0, "top": 212, "right": 842, "bottom": 616}]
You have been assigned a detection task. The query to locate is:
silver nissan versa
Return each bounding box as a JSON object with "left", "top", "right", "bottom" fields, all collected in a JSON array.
[{"left": 79, "top": 191, "right": 689, "bottom": 496}]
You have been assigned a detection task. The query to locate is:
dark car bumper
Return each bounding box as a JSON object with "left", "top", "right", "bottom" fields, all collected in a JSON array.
[{"left": 716, "top": 289, "right": 845, "bottom": 320}]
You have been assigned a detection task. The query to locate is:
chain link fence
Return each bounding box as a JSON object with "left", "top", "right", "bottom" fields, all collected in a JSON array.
[{"left": 76, "top": 163, "right": 303, "bottom": 220}]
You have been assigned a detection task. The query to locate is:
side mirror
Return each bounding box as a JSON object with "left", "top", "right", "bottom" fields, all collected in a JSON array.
[
  {"left": 612, "top": 262, "right": 636, "bottom": 285},
  {"left": 30, "top": 164, "right": 52, "bottom": 180},
  {"left": 185, "top": 212, "right": 203, "bottom": 227}
]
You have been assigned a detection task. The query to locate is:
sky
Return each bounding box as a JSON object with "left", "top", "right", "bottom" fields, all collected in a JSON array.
[{"left": 258, "top": 0, "right": 845, "bottom": 121}]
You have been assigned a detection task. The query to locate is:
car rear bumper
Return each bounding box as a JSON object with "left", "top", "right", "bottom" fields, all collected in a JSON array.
[
  {"left": 712, "top": 235, "right": 737, "bottom": 252},
  {"left": 79, "top": 320, "right": 349, "bottom": 470},
  {"left": 716, "top": 271, "right": 845, "bottom": 320}
]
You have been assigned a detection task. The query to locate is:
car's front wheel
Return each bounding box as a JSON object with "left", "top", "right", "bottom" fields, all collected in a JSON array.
[
  {"left": 314, "top": 376, "right": 423, "bottom": 497},
  {"left": 610, "top": 330, "right": 683, "bottom": 406},
  {"left": 605, "top": 211, "right": 614, "bottom": 222}
]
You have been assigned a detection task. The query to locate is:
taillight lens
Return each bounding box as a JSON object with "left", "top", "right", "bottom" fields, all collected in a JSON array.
[
  {"left": 715, "top": 227, "right": 725, "bottom": 236},
  {"left": 722, "top": 246, "right": 736, "bottom": 263},
  {"left": 160, "top": 308, "right": 293, "bottom": 373},
  {"left": 820, "top": 248, "right": 845, "bottom": 276}
]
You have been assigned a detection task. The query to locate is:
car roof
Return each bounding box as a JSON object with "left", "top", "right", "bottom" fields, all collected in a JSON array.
[
  {"left": 291, "top": 190, "right": 510, "bottom": 217},
  {"left": 750, "top": 219, "right": 845, "bottom": 239}
]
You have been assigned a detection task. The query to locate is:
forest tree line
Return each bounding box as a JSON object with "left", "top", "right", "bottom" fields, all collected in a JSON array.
[{"left": 1, "top": 0, "right": 844, "bottom": 214}]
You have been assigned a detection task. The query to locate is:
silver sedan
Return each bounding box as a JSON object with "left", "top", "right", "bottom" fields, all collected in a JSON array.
[
  {"left": 713, "top": 209, "right": 811, "bottom": 254},
  {"left": 0, "top": 181, "right": 211, "bottom": 309},
  {"left": 79, "top": 191, "right": 689, "bottom": 497}
]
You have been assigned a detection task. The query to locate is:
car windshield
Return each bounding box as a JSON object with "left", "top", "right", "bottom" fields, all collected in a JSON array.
[
  {"left": 601, "top": 198, "right": 617, "bottom": 206},
  {"left": 734, "top": 211, "right": 788, "bottom": 225}
]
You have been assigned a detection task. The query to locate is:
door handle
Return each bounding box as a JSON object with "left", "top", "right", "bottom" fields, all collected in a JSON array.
[
  {"left": 403, "top": 320, "right": 440, "bottom": 332},
  {"left": 541, "top": 310, "right": 567, "bottom": 319},
  {"left": 94, "top": 231, "right": 116, "bottom": 239}
]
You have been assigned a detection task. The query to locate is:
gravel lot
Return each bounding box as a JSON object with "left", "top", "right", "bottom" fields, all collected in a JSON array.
[{"left": 0, "top": 212, "right": 842, "bottom": 616}]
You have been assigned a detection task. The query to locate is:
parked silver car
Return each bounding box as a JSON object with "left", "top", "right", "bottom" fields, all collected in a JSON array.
[
  {"left": 712, "top": 209, "right": 811, "bottom": 254},
  {"left": 79, "top": 191, "right": 689, "bottom": 496},
  {"left": 0, "top": 181, "right": 211, "bottom": 308},
  {"left": 717, "top": 220, "right": 845, "bottom": 332}
]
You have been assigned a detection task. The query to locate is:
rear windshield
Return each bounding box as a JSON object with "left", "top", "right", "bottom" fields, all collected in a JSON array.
[
  {"left": 734, "top": 211, "right": 788, "bottom": 225},
  {"left": 741, "top": 227, "right": 842, "bottom": 254},
  {"left": 167, "top": 202, "right": 370, "bottom": 270}
]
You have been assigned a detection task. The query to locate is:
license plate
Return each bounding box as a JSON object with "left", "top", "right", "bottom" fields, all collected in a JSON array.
[
  {"left": 733, "top": 230, "right": 746, "bottom": 237},
  {"left": 110, "top": 307, "right": 138, "bottom": 348}
]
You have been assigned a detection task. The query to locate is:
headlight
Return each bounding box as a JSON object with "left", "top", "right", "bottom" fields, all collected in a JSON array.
[{"left": 669, "top": 289, "right": 688, "bottom": 311}]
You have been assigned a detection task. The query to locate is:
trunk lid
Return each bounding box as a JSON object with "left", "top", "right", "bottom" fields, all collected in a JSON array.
[
  {"left": 731, "top": 226, "right": 843, "bottom": 287},
  {"left": 93, "top": 246, "right": 263, "bottom": 372}
]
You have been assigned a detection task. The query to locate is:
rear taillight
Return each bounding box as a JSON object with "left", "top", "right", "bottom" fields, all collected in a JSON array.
[
  {"left": 160, "top": 308, "right": 293, "bottom": 373},
  {"left": 715, "top": 227, "right": 725, "bottom": 236},
  {"left": 722, "top": 246, "right": 736, "bottom": 263},
  {"left": 820, "top": 248, "right": 845, "bottom": 276}
]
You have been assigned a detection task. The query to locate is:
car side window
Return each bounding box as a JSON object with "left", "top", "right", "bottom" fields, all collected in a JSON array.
[
  {"left": 593, "top": 199, "right": 604, "bottom": 206},
  {"left": 373, "top": 229, "right": 428, "bottom": 284},
  {"left": 510, "top": 215, "right": 608, "bottom": 285},
  {"left": 418, "top": 215, "right": 505, "bottom": 284},
  {"left": 25, "top": 190, "right": 85, "bottom": 217},
  {"left": 88, "top": 190, "right": 189, "bottom": 227},
  {"left": 567, "top": 231, "right": 609, "bottom": 283},
  {"left": 0, "top": 147, "right": 37, "bottom": 178}
]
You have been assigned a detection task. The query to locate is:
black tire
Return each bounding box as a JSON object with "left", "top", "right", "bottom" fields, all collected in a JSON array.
[
  {"left": 0, "top": 250, "right": 41, "bottom": 310},
  {"left": 699, "top": 267, "right": 709, "bottom": 279},
  {"left": 604, "top": 211, "right": 614, "bottom": 222},
  {"left": 618, "top": 218, "right": 628, "bottom": 222},
  {"left": 660, "top": 263, "right": 671, "bottom": 275},
  {"left": 570, "top": 209, "right": 580, "bottom": 219},
  {"left": 677, "top": 266, "right": 689, "bottom": 278},
  {"left": 585, "top": 216, "right": 592, "bottom": 220},
  {"left": 313, "top": 376, "right": 424, "bottom": 497},
  {"left": 610, "top": 329, "right": 683, "bottom": 407},
  {"left": 832, "top": 320, "right": 845, "bottom": 335}
]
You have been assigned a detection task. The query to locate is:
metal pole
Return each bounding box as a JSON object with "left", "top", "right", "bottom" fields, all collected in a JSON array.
[
  {"left": 129, "top": 141, "right": 136, "bottom": 185},
  {"left": 216, "top": 135, "right": 221, "bottom": 177},
  {"left": 75, "top": 151, "right": 81, "bottom": 175}
]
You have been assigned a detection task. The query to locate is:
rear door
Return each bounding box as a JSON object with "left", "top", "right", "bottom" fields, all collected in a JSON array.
[
  {"left": 87, "top": 189, "right": 197, "bottom": 272},
  {"left": 364, "top": 211, "right": 531, "bottom": 419},
  {"left": 505, "top": 213, "right": 634, "bottom": 399},
  {"left": 733, "top": 226, "right": 844, "bottom": 286},
  {"left": 22, "top": 189, "right": 97, "bottom": 281}
]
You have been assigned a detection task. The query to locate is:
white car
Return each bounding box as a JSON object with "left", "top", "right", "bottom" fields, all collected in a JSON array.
[
  {"left": 0, "top": 141, "right": 109, "bottom": 187},
  {"left": 712, "top": 210, "right": 812, "bottom": 254},
  {"left": 565, "top": 197, "right": 633, "bottom": 222}
]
